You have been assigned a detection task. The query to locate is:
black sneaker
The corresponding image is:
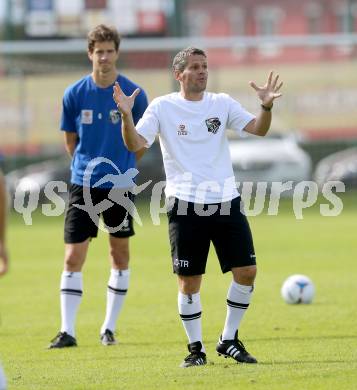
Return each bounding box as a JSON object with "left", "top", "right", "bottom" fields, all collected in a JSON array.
[
  {"left": 216, "top": 331, "right": 257, "bottom": 363},
  {"left": 100, "top": 329, "right": 117, "bottom": 346},
  {"left": 48, "top": 332, "right": 77, "bottom": 349},
  {"left": 180, "top": 341, "right": 207, "bottom": 368}
]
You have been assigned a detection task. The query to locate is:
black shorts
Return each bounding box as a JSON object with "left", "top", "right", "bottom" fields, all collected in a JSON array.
[
  {"left": 64, "top": 184, "right": 135, "bottom": 244},
  {"left": 167, "top": 196, "right": 256, "bottom": 276}
]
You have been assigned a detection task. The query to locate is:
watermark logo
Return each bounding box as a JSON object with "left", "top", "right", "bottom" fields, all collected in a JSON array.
[
  {"left": 11, "top": 157, "right": 346, "bottom": 225},
  {"left": 75, "top": 157, "right": 151, "bottom": 233}
]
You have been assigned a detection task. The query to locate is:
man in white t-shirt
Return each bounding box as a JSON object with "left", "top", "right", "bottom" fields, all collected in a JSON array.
[{"left": 113, "top": 47, "right": 283, "bottom": 367}]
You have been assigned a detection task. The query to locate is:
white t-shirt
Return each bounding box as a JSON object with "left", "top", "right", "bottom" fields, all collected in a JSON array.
[{"left": 136, "top": 92, "right": 255, "bottom": 203}]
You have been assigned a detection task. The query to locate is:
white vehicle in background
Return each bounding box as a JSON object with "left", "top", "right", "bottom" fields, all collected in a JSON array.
[
  {"left": 314, "top": 147, "right": 357, "bottom": 190},
  {"left": 228, "top": 132, "right": 312, "bottom": 195}
]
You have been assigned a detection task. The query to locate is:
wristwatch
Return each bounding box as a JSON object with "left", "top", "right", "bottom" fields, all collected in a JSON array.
[{"left": 261, "top": 104, "right": 273, "bottom": 112}]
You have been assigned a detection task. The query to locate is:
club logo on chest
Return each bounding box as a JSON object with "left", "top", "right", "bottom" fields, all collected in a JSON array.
[
  {"left": 205, "top": 117, "right": 221, "bottom": 134},
  {"left": 109, "top": 109, "right": 120, "bottom": 124}
]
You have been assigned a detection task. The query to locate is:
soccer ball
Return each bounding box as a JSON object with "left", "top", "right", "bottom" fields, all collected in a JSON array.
[{"left": 281, "top": 274, "right": 315, "bottom": 304}]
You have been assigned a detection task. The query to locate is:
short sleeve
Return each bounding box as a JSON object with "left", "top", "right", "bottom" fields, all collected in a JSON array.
[
  {"left": 60, "top": 88, "right": 77, "bottom": 133},
  {"left": 136, "top": 99, "right": 160, "bottom": 147},
  {"left": 225, "top": 94, "right": 255, "bottom": 137}
]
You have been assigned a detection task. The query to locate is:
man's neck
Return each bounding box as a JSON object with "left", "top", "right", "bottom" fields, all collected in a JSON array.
[
  {"left": 180, "top": 90, "right": 204, "bottom": 101},
  {"left": 91, "top": 70, "right": 118, "bottom": 88}
]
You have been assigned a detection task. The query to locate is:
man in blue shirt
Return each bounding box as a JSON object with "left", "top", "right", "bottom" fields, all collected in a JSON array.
[{"left": 48, "top": 24, "right": 148, "bottom": 348}]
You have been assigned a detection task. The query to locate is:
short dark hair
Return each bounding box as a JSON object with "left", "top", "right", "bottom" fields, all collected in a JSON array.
[
  {"left": 172, "top": 47, "right": 207, "bottom": 72},
  {"left": 87, "top": 24, "right": 121, "bottom": 53}
]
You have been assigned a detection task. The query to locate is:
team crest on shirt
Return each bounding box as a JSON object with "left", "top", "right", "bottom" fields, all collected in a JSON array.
[
  {"left": 177, "top": 124, "right": 188, "bottom": 136},
  {"left": 205, "top": 117, "right": 221, "bottom": 134},
  {"left": 81, "top": 110, "right": 93, "bottom": 124},
  {"left": 109, "top": 109, "right": 120, "bottom": 124}
]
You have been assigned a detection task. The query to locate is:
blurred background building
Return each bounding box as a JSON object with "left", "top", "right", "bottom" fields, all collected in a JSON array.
[{"left": 1, "top": 0, "right": 357, "bottom": 190}]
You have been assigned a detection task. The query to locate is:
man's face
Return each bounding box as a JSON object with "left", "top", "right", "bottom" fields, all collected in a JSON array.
[
  {"left": 176, "top": 54, "right": 208, "bottom": 94},
  {"left": 88, "top": 41, "right": 119, "bottom": 74}
]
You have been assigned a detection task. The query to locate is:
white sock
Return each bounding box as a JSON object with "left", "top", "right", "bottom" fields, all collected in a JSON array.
[
  {"left": 100, "top": 269, "right": 130, "bottom": 335},
  {"left": 60, "top": 271, "right": 83, "bottom": 338},
  {"left": 178, "top": 292, "right": 205, "bottom": 353},
  {"left": 222, "top": 281, "right": 253, "bottom": 341}
]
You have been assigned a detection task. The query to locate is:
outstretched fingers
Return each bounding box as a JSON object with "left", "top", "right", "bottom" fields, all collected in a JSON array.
[
  {"left": 114, "top": 81, "right": 123, "bottom": 93},
  {"left": 113, "top": 82, "right": 121, "bottom": 104},
  {"left": 271, "top": 73, "right": 280, "bottom": 89},
  {"left": 130, "top": 88, "right": 141, "bottom": 99},
  {"left": 249, "top": 80, "right": 261, "bottom": 92},
  {"left": 275, "top": 81, "right": 283, "bottom": 92},
  {"left": 113, "top": 83, "right": 140, "bottom": 115},
  {"left": 251, "top": 71, "right": 282, "bottom": 93},
  {"left": 113, "top": 82, "right": 119, "bottom": 96},
  {"left": 113, "top": 81, "right": 127, "bottom": 102}
]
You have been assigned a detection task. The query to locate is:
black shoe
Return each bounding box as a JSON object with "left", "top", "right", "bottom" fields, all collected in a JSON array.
[
  {"left": 180, "top": 341, "right": 207, "bottom": 368},
  {"left": 48, "top": 332, "right": 77, "bottom": 349},
  {"left": 100, "top": 329, "right": 117, "bottom": 346},
  {"left": 216, "top": 331, "right": 257, "bottom": 363}
]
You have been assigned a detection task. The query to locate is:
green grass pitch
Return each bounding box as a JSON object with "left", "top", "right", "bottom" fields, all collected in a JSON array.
[{"left": 1, "top": 193, "right": 356, "bottom": 389}]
